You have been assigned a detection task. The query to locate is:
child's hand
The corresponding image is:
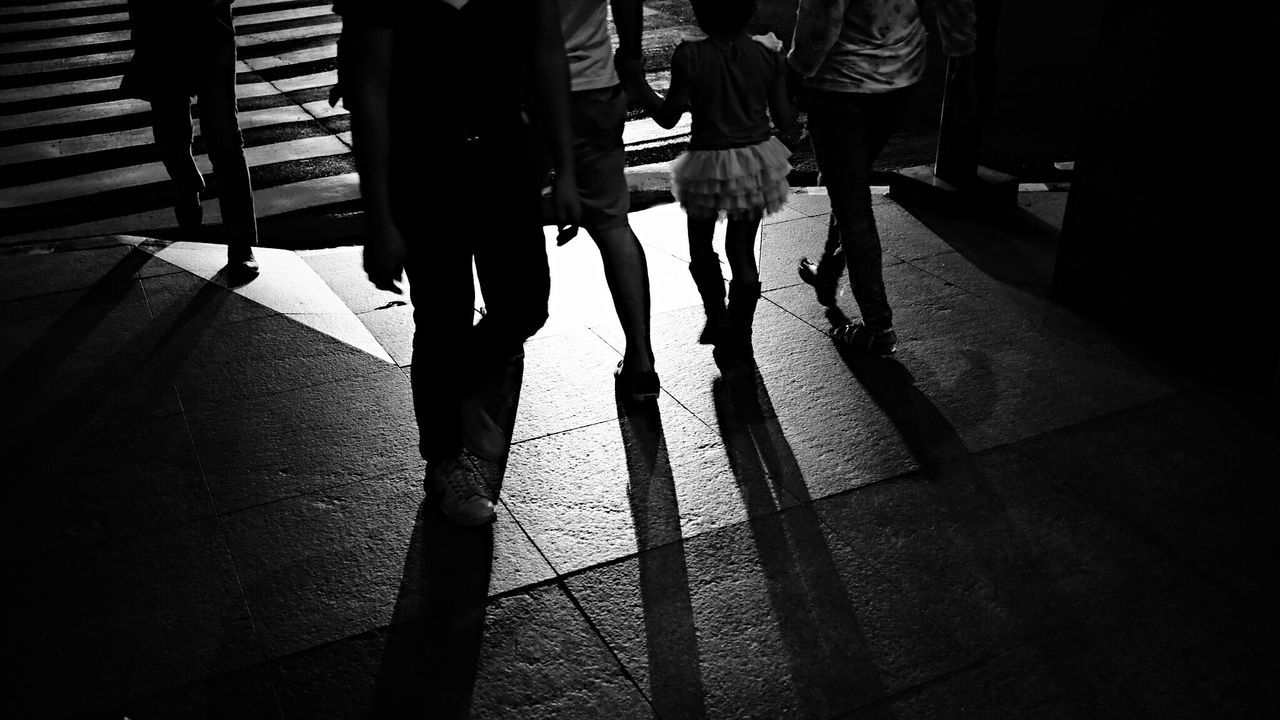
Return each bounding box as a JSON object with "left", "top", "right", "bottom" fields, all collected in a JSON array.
[
  {"left": 363, "top": 218, "right": 406, "bottom": 294},
  {"left": 750, "top": 32, "right": 783, "bottom": 52}
]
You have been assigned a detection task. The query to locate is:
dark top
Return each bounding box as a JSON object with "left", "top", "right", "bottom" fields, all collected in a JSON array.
[
  {"left": 121, "top": 0, "right": 236, "bottom": 100},
  {"left": 674, "top": 36, "right": 782, "bottom": 151},
  {"left": 333, "top": 0, "right": 535, "bottom": 144},
  {"left": 333, "top": 0, "right": 543, "bottom": 219}
]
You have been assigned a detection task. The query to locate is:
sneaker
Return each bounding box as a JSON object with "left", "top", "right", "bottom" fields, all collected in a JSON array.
[
  {"left": 832, "top": 321, "right": 897, "bottom": 355},
  {"left": 428, "top": 452, "right": 496, "bottom": 526},
  {"left": 614, "top": 360, "right": 660, "bottom": 402},
  {"left": 798, "top": 257, "right": 838, "bottom": 306}
]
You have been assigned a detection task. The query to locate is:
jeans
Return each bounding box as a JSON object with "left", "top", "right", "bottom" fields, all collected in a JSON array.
[
  {"left": 802, "top": 87, "right": 914, "bottom": 330},
  {"left": 400, "top": 171, "right": 549, "bottom": 464},
  {"left": 148, "top": 36, "right": 257, "bottom": 248}
]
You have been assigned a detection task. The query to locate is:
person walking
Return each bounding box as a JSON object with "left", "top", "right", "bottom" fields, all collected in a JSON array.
[
  {"left": 790, "top": 0, "right": 976, "bottom": 354},
  {"left": 557, "top": 0, "right": 660, "bottom": 402},
  {"left": 634, "top": 0, "right": 798, "bottom": 367},
  {"left": 335, "top": 0, "right": 580, "bottom": 526},
  {"left": 121, "top": 0, "right": 260, "bottom": 280}
]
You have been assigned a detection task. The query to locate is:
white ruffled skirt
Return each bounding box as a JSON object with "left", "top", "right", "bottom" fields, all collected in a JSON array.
[{"left": 671, "top": 135, "right": 792, "bottom": 219}]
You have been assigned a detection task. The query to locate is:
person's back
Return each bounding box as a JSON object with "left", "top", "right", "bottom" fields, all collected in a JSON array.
[{"left": 678, "top": 36, "right": 781, "bottom": 151}]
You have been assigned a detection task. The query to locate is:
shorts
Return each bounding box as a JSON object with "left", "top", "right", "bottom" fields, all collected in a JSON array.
[{"left": 570, "top": 83, "right": 630, "bottom": 232}]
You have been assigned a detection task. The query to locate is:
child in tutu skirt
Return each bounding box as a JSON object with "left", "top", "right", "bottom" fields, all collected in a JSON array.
[{"left": 634, "top": 0, "right": 797, "bottom": 365}]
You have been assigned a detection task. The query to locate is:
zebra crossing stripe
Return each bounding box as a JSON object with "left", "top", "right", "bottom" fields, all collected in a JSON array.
[
  {"left": 1, "top": 98, "right": 346, "bottom": 165},
  {"left": 0, "top": 71, "right": 338, "bottom": 133},
  {"left": 3, "top": 132, "right": 352, "bottom": 208},
  {"left": 4, "top": 172, "right": 362, "bottom": 245},
  {"left": 1, "top": 0, "right": 696, "bottom": 246}
]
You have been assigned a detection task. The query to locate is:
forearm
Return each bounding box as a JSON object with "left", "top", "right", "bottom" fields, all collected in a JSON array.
[
  {"left": 640, "top": 81, "right": 683, "bottom": 130},
  {"left": 787, "top": 0, "right": 850, "bottom": 77},
  {"left": 532, "top": 46, "right": 575, "bottom": 176},
  {"left": 338, "top": 27, "right": 395, "bottom": 229},
  {"left": 610, "top": 0, "right": 643, "bottom": 60}
]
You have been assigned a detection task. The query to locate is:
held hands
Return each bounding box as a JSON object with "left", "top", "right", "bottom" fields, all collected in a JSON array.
[
  {"left": 363, "top": 216, "right": 406, "bottom": 294},
  {"left": 614, "top": 53, "right": 646, "bottom": 107}
]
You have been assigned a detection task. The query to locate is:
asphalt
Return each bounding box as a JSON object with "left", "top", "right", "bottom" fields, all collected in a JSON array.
[{"left": 3, "top": 188, "right": 1278, "bottom": 719}]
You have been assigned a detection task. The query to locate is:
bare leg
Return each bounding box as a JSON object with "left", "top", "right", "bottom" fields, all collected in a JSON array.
[{"left": 588, "top": 224, "right": 655, "bottom": 373}]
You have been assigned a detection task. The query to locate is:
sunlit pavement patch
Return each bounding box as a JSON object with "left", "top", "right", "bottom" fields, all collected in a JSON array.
[{"left": 149, "top": 241, "right": 394, "bottom": 364}]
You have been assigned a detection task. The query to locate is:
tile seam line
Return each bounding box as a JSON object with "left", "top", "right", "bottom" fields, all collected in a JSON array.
[{"left": 139, "top": 275, "right": 282, "bottom": 710}]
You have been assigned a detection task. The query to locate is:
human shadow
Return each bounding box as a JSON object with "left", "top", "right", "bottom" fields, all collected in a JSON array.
[
  {"left": 824, "top": 306, "right": 971, "bottom": 469},
  {"left": 710, "top": 366, "right": 895, "bottom": 717},
  {"left": 817, "top": 308, "right": 1114, "bottom": 717},
  {"left": 368, "top": 500, "right": 494, "bottom": 718},
  {"left": 615, "top": 396, "right": 709, "bottom": 718},
  {"left": 0, "top": 246, "right": 156, "bottom": 434}
]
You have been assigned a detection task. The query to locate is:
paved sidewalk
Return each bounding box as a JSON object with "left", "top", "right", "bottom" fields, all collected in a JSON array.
[{"left": 3, "top": 190, "right": 1276, "bottom": 719}]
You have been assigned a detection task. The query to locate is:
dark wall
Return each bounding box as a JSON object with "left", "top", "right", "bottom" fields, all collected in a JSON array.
[
  {"left": 981, "top": 0, "right": 1106, "bottom": 175},
  {"left": 1053, "top": 0, "right": 1273, "bottom": 386}
]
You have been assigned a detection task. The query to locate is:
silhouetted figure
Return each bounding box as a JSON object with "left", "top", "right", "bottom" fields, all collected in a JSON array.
[
  {"left": 791, "top": 0, "right": 976, "bottom": 355},
  {"left": 121, "top": 0, "right": 260, "bottom": 280},
  {"left": 634, "top": 0, "right": 798, "bottom": 368},
  {"left": 336, "top": 0, "right": 580, "bottom": 527},
  {"left": 557, "top": 0, "right": 660, "bottom": 403}
]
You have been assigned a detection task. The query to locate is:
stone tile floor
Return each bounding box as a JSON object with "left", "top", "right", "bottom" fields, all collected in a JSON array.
[{"left": 3, "top": 191, "right": 1276, "bottom": 719}]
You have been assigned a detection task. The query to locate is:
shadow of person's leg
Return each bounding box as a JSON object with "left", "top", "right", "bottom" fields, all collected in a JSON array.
[
  {"left": 617, "top": 399, "right": 709, "bottom": 717},
  {"left": 371, "top": 502, "right": 495, "bottom": 717}
]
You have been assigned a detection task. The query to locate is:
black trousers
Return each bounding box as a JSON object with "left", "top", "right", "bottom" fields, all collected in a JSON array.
[{"left": 398, "top": 145, "right": 549, "bottom": 463}]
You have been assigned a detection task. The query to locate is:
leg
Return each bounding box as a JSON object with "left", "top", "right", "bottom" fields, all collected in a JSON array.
[
  {"left": 797, "top": 212, "right": 844, "bottom": 306},
  {"left": 723, "top": 212, "right": 761, "bottom": 285},
  {"left": 405, "top": 224, "right": 477, "bottom": 466},
  {"left": 723, "top": 213, "right": 763, "bottom": 365},
  {"left": 805, "top": 91, "right": 894, "bottom": 330},
  {"left": 195, "top": 36, "right": 258, "bottom": 256},
  {"left": 148, "top": 93, "right": 205, "bottom": 237},
  {"left": 686, "top": 214, "right": 726, "bottom": 345},
  {"left": 587, "top": 224, "right": 654, "bottom": 372},
  {"left": 468, "top": 195, "right": 549, "bottom": 459},
  {"left": 572, "top": 84, "right": 656, "bottom": 375}
]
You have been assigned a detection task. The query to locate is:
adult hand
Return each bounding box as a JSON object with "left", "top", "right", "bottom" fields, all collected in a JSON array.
[
  {"left": 363, "top": 218, "right": 406, "bottom": 294},
  {"left": 550, "top": 171, "right": 581, "bottom": 228},
  {"left": 614, "top": 53, "right": 645, "bottom": 104}
]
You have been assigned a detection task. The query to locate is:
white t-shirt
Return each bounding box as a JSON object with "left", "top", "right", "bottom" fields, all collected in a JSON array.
[{"left": 560, "top": 0, "right": 620, "bottom": 92}]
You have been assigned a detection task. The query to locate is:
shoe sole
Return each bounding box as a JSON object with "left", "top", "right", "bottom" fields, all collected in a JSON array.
[
  {"left": 797, "top": 263, "right": 837, "bottom": 306},
  {"left": 440, "top": 506, "right": 497, "bottom": 527}
]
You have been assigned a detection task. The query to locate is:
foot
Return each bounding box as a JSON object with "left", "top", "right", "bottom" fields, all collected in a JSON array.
[
  {"left": 428, "top": 452, "right": 496, "bottom": 526},
  {"left": 832, "top": 321, "right": 897, "bottom": 355},
  {"left": 228, "top": 245, "right": 260, "bottom": 281},
  {"left": 698, "top": 313, "right": 728, "bottom": 345},
  {"left": 614, "top": 360, "right": 660, "bottom": 402},
  {"left": 798, "top": 257, "right": 837, "bottom": 306}
]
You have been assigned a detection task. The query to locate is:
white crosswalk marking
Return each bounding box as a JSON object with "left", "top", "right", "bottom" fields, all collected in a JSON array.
[{"left": 0, "top": 0, "right": 691, "bottom": 246}]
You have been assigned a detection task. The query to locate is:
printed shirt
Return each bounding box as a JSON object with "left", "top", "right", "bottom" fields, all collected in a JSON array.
[
  {"left": 787, "top": 0, "right": 976, "bottom": 93},
  {"left": 559, "top": 0, "right": 619, "bottom": 92}
]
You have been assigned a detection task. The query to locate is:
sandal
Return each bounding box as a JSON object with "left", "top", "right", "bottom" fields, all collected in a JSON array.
[{"left": 614, "top": 360, "right": 660, "bottom": 402}]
